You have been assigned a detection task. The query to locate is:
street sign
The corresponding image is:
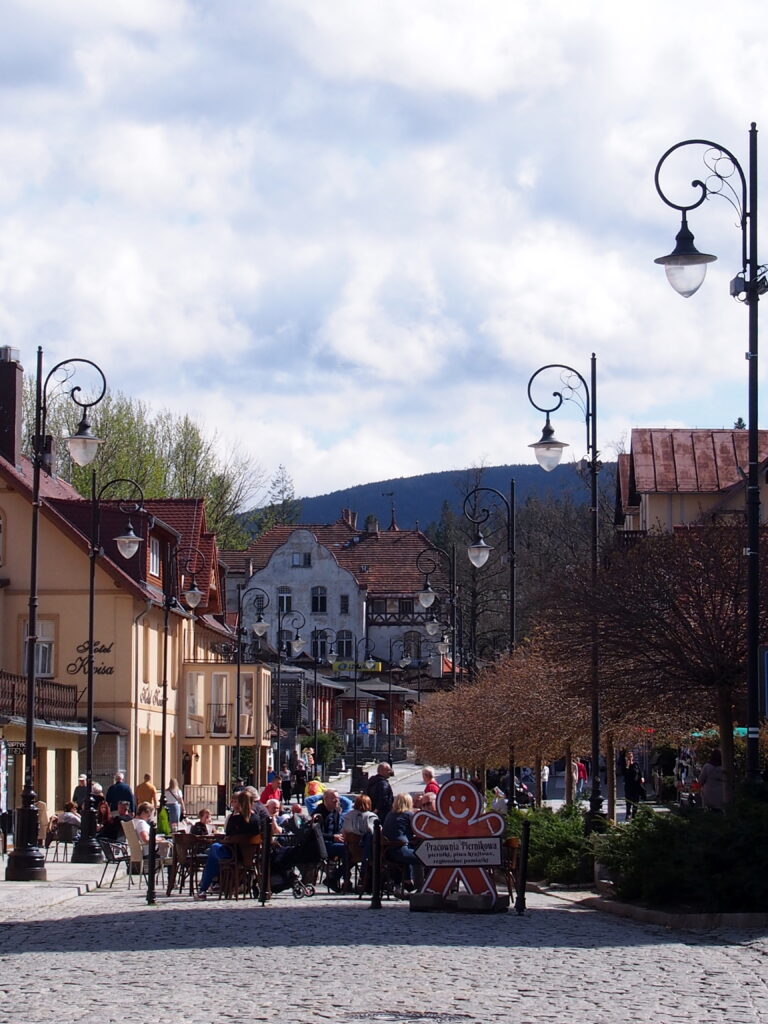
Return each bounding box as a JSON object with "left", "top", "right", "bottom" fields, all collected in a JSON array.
[{"left": 416, "top": 837, "right": 502, "bottom": 867}]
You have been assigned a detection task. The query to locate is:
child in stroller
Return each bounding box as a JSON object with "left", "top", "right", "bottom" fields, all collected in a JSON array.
[{"left": 269, "top": 821, "right": 328, "bottom": 899}]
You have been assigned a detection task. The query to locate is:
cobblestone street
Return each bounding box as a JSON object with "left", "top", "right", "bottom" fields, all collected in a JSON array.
[{"left": 2, "top": 884, "right": 768, "bottom": 1024}]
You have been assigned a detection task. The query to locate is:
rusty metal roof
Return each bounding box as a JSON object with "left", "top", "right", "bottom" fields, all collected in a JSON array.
[{"left": 629, "top": 428, "right": 768, "bottom": 494}]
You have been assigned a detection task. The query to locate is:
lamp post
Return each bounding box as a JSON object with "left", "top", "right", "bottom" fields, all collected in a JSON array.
[
  {"left": 150, "top": 543, "right": 205, "bottom": 906},
  {"left": 160, "top": 546, "right": 206, "bottom": 814},
  {"left": 463, "top": 479, "right": 516, "bottom": 655},
  {"left": 654, "top": 126, "right": 763, "bottom": 783},
  {"left": 6, "top": 348, "right": 106, "bottom": 882},
  {"left": 267, "top": 608, "right": 306, "bottom": 775},
  {"left": 72, "top": 477, "right": 146, "bottom": 864},
  {"left": 228, "top": 585, "right": 270, "bottom": 784},
  {"left": 328, "top": 634, "right": 375, "bottom": 791},
  {"left": 527, "top": 355, "right": 602, "bottom": 820},
  {"left": 310, "top": 628, "right": 336, "bottom": 780},
  {"left": 416, "top": 545, "right": 458, "bottom": 686},
  {"left": 387, "top": 636, "right": 415, "bottom": 764}
]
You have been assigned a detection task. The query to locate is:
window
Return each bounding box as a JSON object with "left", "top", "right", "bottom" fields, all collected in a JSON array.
[
  {"left": 311, "top": 586, "right": 327, "bottom": 614},
  {"left": 398, "top": 598, "right": 414, "bottom": 616},
  {"left": 277, "top": 586, "right": 292, "bottom": 613},
  {"left": 339, "top": 594, "right": 349, "bottom": 615},
  {"left": 336, "top": 630, "right": 353, "bottom": 659},
  {"left": 370, "top": 598, "right": 386, "bottom": 615},
  {"left": 149, "top": 536, "right": 161, "bottom": 577},
  {"left": 403, "top": 630, "right": 422, "bottom": 660},
  {"left": 292, "top": 552, "right": 311, "bottom": 567},
  {"left": 278, "top": 629, "right": 294, "bottom": 654},
  {"left": 23, "top": 618, "right": 55, "bottom": 678},
  {"left": 311, "top": 630, "right": 331, "bottom": 661}
]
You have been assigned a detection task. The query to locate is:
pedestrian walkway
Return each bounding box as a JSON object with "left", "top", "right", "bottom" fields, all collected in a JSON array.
[{"left": 0, "top": 858, "right": 105, "bottom": 922}]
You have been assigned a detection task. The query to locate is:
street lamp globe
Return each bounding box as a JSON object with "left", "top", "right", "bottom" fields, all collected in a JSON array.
[
  {"left": 252, "top": 615, "right": 268, "bottom": 637},
  {"left": 66, "top": 415, "right": 103, "bottom": 467},
  {"left": 291, "top": 631, "right": 306, "bottom": 656},
  {"left": 654, "top": 213, "right": 716, "bottom": 298},
  {"left": 467, "top": 532, "right": 492, "bottom": 568},
  {"left": 425, "top": 615, "right": 441, "bottom": 636},
  {"left": 417, "top": 581, "right": 436, "bottom": 608},
  {"left": 183, "top": 580, "right": 203, "bottom": 609},
  {"left": 114, "top": 522, "right": 142, "bottom": 560},
  {"left": 529, "top": 416, "right": 569, "bottom": 472}
]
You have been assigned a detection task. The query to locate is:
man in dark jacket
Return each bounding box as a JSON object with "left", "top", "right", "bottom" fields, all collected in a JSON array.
[
  {"left": 105, "top": 772, "right": 135, "bottom": 812},
  {"left": 365, "top": 762, "right": 394, "bottom": 822}
]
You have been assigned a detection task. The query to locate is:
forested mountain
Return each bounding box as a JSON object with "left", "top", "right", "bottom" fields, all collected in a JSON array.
[{"left": 295, "top": 462, "right": 609, "bottom": 531}]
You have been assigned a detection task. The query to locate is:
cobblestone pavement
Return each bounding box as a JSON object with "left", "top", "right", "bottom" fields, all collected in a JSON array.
[{"left": 2, "top": 884, "right": 768, "bottom": 1024}]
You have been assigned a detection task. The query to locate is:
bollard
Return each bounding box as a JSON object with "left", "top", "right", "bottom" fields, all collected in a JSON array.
[
  {"left": 369, "top": 819, "right": 382, "bottom": 910},
  {"left": 514, "top": 817, "right": 530, "bottom": 916},
  {"left": 146, "top": 819, "right": 157, "bottom": 905}
]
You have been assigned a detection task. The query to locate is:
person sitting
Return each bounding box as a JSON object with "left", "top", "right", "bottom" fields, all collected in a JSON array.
[
  {"left": 190, "top": 809, "right": 213, "bottom": 836},
  {"left": 99, "top": 800, "right": 134, "bottom": 841},
  {"left": 382, "top": 792, "right": 422, "bottom": 893},
  {"left": 56, "top": 801, "right": 82, "bottom": 828},
  {"left": 342, "top": 793, "right": 377, "bottom": 889},
  {"left": 280, "top": 803, "right": 310, "bottom": 835},
  {"left": 264, "top": 799, "right": 284, "bottom": 835},
  {"left": 313, "top": 790, "right": 348, "bottom": 891},
  {"left": 132, "top": 802, "right": 171, "bottom": 859},
  {"left": 195, "top": 789, "right": 271, "bottom": 899}
]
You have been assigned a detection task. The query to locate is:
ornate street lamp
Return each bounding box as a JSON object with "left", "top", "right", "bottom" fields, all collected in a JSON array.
[
  {"left": 310, "top": 627, "right": 337, "bottom": 780},
  {"left": 463, "top": 479, "right": 516, "bottom": 655},
  {"left": 327, "top": 633, "right": 375, "bottom": 792},
  {"left": 528, "top": 356, "right": 602, "bottom": 822},
  {"left": 72, "top": 478, "right": 146, "bottom": 864},
  {"left": 261, "top": 606, "right": 306, "bottom": 775},
  {"left": 416, "top": 546, "right": 458, "bottom": 686},
  {"left": 147, "top": 544, "right": 206, "bottom": 905},
  {"left": 654, "top": 126, "right": 764, "bottom": 783},
  {"left": 387, "top": 635, "right": 416, "bottom": 764},
  {"left": 6, "top": 348, "right": 106, "bottom": 882}
]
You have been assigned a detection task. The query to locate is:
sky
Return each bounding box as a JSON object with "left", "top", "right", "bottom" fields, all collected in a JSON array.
[{"left": 1, "top": 1, "right": 768, "bottom": 504}]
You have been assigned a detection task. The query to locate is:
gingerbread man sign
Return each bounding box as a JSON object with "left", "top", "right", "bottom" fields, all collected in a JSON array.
[{"left": 412, "top": 779, "right": 505, "bottom": 898}]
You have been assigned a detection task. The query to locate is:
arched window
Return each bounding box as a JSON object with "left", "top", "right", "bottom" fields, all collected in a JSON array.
[
  {"left": 311, "top": 586, "right": 327, "bottom": 614},
  {"left": 311, "top": 629, "right": 332, "bottom": 661},
  {"left": 336, "top": 630, "right": 353, "bottom": 659},
  {"left": 403, "top": 631, "right": 422, "bottom": 660}
]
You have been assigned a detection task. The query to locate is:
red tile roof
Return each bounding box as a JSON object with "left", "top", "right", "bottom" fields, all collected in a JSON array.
[{"left": 225, "top": 515, "right": 444, "bottom": 594}]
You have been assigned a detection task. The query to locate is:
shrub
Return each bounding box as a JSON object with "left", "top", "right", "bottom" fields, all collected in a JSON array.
[
  {"left": 505, "top": 803, "right": 593, "bottom": 884},
  {"left": 593, "top": 801, "right": 768, "bottom": 912}
]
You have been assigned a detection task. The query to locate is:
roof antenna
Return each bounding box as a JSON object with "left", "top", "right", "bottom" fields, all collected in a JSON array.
[{"left": 382, "top": 491, "right": 398, "bottom": 531}]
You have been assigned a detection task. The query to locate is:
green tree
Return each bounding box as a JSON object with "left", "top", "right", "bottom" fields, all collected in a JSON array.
[
  {"left": 24, "top": 379, "right": 264, "bottom": 548},
  {"left": 245, "top": 464, "right": 302, "bottom": 537}
]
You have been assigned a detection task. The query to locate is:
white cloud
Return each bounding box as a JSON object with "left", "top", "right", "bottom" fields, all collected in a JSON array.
[{"left": 0, "top": 0, "right": 766, "bottom": 503}]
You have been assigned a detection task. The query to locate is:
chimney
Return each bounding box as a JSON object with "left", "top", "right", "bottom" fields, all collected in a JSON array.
[
  {"left": 0, "top": 347, "right": 23, "bottom": 468},
  {"left": 341, "top": 508, "right": 358, "bottom": 529}
]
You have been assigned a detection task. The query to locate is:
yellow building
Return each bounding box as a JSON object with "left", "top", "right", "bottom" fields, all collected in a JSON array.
[{"left": 0, "top": 352, "right": 271, "bottom": 818}]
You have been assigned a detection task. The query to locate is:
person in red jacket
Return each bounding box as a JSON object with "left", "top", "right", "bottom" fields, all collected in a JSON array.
[
  {"left": 421, "top": 766, "right": 440, "bottom": 795},
  {"left": 260, "top": 777, "right": 283, "bottom": 806}
]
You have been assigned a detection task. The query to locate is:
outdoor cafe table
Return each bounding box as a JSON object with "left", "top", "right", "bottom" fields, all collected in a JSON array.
[{"left": 165, "top": 832, "right": 220, "bottom": 896}]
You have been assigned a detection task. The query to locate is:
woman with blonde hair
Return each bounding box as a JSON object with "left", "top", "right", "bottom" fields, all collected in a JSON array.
[
  {"left": 382, "top": 792, "right": 421, "bottom": 893},
  {"left": 163, "top": 777, "right": 185, "bottom": 832}
]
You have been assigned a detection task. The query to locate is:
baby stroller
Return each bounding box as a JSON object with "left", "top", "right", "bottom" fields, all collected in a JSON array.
[{"left": 270, "top": 822, "right": 327, "bottom": 899}]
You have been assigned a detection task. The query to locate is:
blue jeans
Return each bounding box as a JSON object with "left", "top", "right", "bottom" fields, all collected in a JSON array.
[
  {"left": 199, "top": 842, "right": 233, "bottom": 892},
  {"left": 385, "top": 845, "right": 420, "bottom": 883}
]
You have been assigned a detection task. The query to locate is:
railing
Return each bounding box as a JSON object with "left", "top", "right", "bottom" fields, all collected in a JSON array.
[
  {"left": 207, "top": 703, "right": 233, "bottom": 736},
  {"left": 0, "top": 670, "right": 78, "bottom": 720}
]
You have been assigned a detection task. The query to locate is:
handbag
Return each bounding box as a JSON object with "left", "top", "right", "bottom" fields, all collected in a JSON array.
[{"left": 156, "top": 806, "right": 171, "bottom": 835}]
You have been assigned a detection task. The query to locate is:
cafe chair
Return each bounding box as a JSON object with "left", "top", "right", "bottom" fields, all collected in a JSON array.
[
  {"left": 48, "top": 821, "right": 79, "bottom": 862},
  {"left": 97, "top": 837, "right": 131, "bottom": 888}
]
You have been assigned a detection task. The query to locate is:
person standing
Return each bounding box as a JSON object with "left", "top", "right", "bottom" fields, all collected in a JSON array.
[
  {"left": 163, "top": 778, "right": 186, "bottom": 832},
  {"left": 623, "top": 751, "right": 644, "bottom": 820},
  {"left": 135, "top": 773, "right": 158, "bottom": 811},
  {"left": 366, "top": 762, "right": 394, "bottom": 822},
  {"left": 105, "top": 772, "right": 135, "bottom": 813},
  {"left": 540, "top": 763, "right": 550, "bottom": 802},
  {"left": 699, "top": 749, "right": 725, "bottom": 812},
  {"left": 72, "top": 774, "right": 89, "bottom": 812},
  {"left": 279, "top": 763, "right": 293, "bottom": 804}
]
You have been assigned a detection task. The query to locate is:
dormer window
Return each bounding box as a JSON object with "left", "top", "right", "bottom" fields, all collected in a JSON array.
[{"left": 149, "top": 536, "right": 161, "bottom": 578}]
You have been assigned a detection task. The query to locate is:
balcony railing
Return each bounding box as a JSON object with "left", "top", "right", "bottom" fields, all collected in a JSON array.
[
  {"left": 207, "top": 703, "right": 233, "bottom": 736},
  {"left": 0, "top": 670, "right": 78, "bottom": 720}
]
